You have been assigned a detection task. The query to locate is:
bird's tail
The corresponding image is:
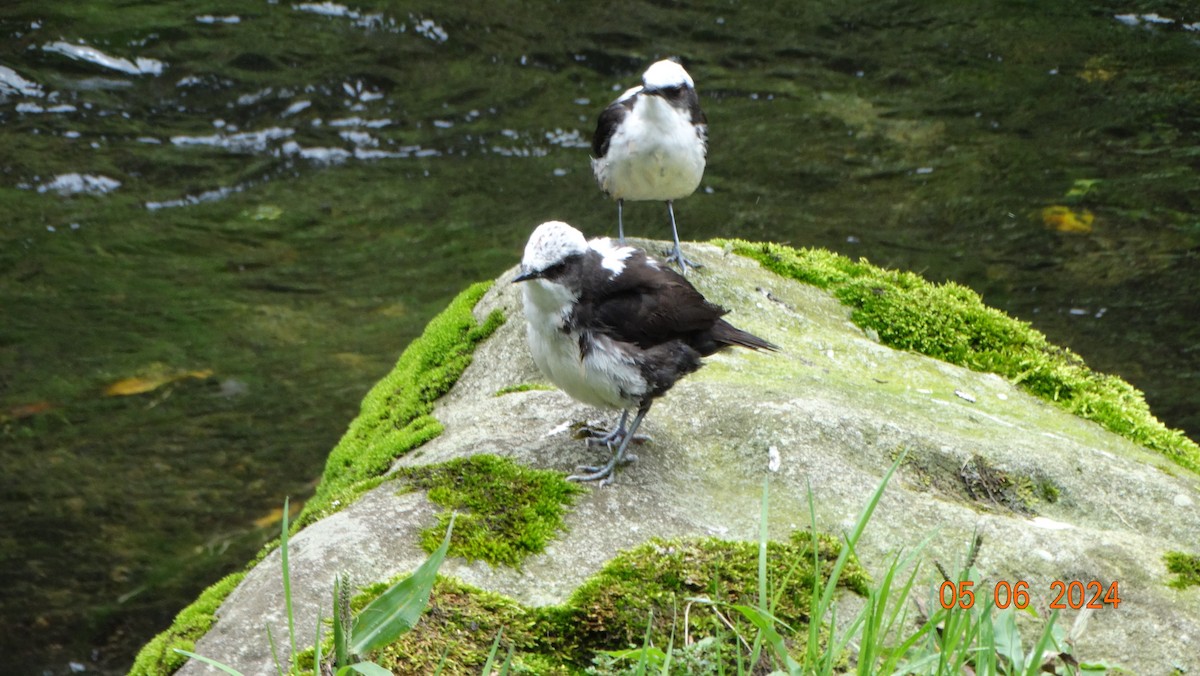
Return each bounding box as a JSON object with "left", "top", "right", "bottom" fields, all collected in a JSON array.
[{"left": 713, "top": 320, "right": 780, "bottom": 352}]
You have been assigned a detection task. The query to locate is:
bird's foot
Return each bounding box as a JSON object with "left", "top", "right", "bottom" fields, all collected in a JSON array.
[
  {"left": 663, "top": 246, "right": 703, "bottom": 274},
  {"left": 567, "top": 451, "right": 639, "bottom": 486},
  {"left": 577, "top": 424, "right": 651, "bottom": 448}
]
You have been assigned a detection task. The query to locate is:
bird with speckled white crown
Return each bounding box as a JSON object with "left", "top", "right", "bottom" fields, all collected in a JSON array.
[
  {"left": 513, "top": 221, "right": 777, "bottom": 485},
  {"left": 591, "top": 59, "right": 707, "bottom": 274}
]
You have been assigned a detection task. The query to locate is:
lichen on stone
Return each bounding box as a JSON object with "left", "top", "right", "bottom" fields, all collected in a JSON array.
[
  {"left": 722, "top": 239, "right": 1200, "bottom": 475},
  {"left": 393, "top": 454, "right": 584, "bottom": 568}
]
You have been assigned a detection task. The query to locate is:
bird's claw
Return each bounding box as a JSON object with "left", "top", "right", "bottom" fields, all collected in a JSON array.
[
  {"left": 567, "top": 452, "right": 638, "bottom": 484},
  {"left": 663, "top": 247, "right": 703, "bottom": 274},
  {"left": 580, "top": 425, "right": 651, "bottom": 448}
]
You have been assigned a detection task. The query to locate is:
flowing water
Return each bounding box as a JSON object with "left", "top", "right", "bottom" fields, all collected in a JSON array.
[{"left": 1, "top": 1, "right": 1197, "bottom": 673}]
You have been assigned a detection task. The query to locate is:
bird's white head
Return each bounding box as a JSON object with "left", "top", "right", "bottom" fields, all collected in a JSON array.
[
  {"left": 641, "top": 59, "right": 694, "bottom": 92},
  {"left": 515, "top": 220, "right": 588, "bottom": 282}
]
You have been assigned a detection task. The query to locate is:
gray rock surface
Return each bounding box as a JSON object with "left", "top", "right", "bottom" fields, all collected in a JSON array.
[{"left": 182, "top": 242, "right": 1200, "bottom": 675}]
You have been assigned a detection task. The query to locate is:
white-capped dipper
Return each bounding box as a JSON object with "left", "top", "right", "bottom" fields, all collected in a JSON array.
[
  {"left": 591, "top": 59, "right": 707, "bottom": 274},
  {"left": 513, "top": 221, "right": 776, "bottom": 484}
]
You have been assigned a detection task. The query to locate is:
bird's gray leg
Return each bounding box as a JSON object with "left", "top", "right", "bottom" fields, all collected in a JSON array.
[
  {"left": 663, "top": 200, "right": 702, "bottom": 273},
  {"left": 580, "top": 409, "right": 651, "bottom": 447},
  {"left": 617, "top": 198, "right": 625, "bottom": 245},
  {"left": 568, "top": 405, "right": 650, "bottom": 485},
  {"left": 585, "top": 410, "right": 628, "bottom": 446}
]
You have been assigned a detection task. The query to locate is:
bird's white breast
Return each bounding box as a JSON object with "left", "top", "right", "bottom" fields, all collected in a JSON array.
[
  {"left": 521, "top": 279, "right": 646, "bottom": 410},
  {"left": 593, "top": 95, "right": 706, "bottom": 202}
]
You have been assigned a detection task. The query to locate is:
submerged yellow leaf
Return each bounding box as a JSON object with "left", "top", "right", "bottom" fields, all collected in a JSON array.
[
  {"left": 1042, "top": 205, "right": 1095, "bottom": 233},
  {"left": 252, "top": 507, "right": 284, "bottom": 529},
  {"left": 104, "top": 368, "right": 214, "bottom": 396},
  {"left": 252, "top": 500, "right": 303, "bottom": 529},
  {"left": 1079, "top": 68, "right": 1114, "bottom": 83},
  {"left": 1079, "top": 56, "right": 1116, "bottom": 83}
]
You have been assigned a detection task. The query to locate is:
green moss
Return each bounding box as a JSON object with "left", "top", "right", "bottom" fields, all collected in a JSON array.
[
  {"left": 127, "top": 571, "right": 246, "bottom": 676},
  {"left": 561, "top": 534, "right": 867, "bottom": 661},
  {"left": 351, "top": 532, "right": 864, "bottom": 674},
  {"left": 297, "top": 281, "right": 505, "bottom": 528},
  {"left": 393, "top": 454, "right": 584, "bottom": 568},
  {"left": 1165, "top": 551, "right": 1200, "bottom": 590},
  {"left": 494, "top": 382, "right": 555, "bottom": 397},
  {"left": 723, "top": 240, "right": 1200, "bottom": 475},
  {"left": 371, "top": 576, "right": 572, "bottom": 675}
]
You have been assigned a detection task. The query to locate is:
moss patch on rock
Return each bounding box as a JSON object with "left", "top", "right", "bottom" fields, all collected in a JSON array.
[
  {"left": 357, "top": 533, "right": 866, "bottom": 674},
  {"left": 394, "top": 454, "right": 584, "bottom": 568},
  {"left": 724, "top": 240, "right": 1200, "bottom": 475},
  {"left": 564, "top": 534, "right": 868, "bottom": 653},
  {"left": 370, "top": 576, "right": 570, "bottom": 675},
  {"left": 298, "top": 281, "right": 505, "bottom": 528},
  {"left": 128, "top": 571, "right": 246, "bottom": 676},
  {"left": 1165, "top": 551, "right": 1200, "bottom": 590}
]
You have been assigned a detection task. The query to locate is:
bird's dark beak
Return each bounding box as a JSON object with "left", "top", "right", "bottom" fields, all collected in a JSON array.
[{"left": 512, "top": 267, "right": 538, "bottom": 284}]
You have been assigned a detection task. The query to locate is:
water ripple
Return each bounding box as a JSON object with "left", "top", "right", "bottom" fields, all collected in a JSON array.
[{"left": 42, "top": 41, "right": 166, "bottom": 76}]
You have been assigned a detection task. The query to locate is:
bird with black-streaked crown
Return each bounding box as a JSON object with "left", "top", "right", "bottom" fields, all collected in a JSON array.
[{"left": 513, "top": 220, "right": 776, "bottom": 485}]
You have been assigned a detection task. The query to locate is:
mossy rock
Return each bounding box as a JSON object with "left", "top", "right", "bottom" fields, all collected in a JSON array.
[
  {"left": 722, "top": 239, "right": 1200, "bottom": 474},
  {"left": 355, "top": 532, "right": 866, "bottom": 675}
]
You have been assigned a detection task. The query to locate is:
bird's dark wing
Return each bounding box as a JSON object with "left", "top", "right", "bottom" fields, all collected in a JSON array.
[
  {"left": 687, "top": 90, "right": 708, "bottom": 153},
  {"left": 591, "top": 92, "right": 638, "bottom": 159},
  {"left": 576, "top": 250, "right": 729, "bottom": 352}
]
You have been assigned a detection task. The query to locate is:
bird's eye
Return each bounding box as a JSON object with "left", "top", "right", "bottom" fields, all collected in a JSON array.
[{"left": 541, "top": 262, "right": 566, "bottom": 278}]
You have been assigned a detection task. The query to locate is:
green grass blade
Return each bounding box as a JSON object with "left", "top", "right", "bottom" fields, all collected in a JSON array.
[
  {"left": 172, "top": 649, "right": 246, "bottom": 676},
  {"left": 758, "top": 477, "right": 769, "bottom": 613},
  {"left": 313, "top": 606, "right": 323, "bottom": 674},
  {"left": 635, "top": 610, "right": 654, "bottom": 675},
  {"left": 280, "top": 497, "right": 298, "bottom": 663},
  {"left": 659, "top": 614, "right": 676, "bottom": 676},
  {"left": 728, "top": 604, "right": 800, "bottom": 673},
  {"left": 432, "top": 645, "right": 450, "bottom": 676},
  {"left": 266, "top": 624, "right": 285, "bottom": 676},
  {"left": 481, "top": 628, "right": 504, "bottom": 674},
  {"left": 350, "top": 513, "right": 456, "bottom": 654},
  {"left": 333, "top": 574, "right": 349, "bottom": 666},
  {"left": 1025, "top": 610, "right": 1062, "bottom": 676},
  {"left": 498, "top": 643, "right": 515, "bottom": 676}
]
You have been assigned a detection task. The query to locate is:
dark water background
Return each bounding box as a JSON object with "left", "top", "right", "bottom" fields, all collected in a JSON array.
[{"left": 1, "top": 1, "right": 1197, "bottom": 674}]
